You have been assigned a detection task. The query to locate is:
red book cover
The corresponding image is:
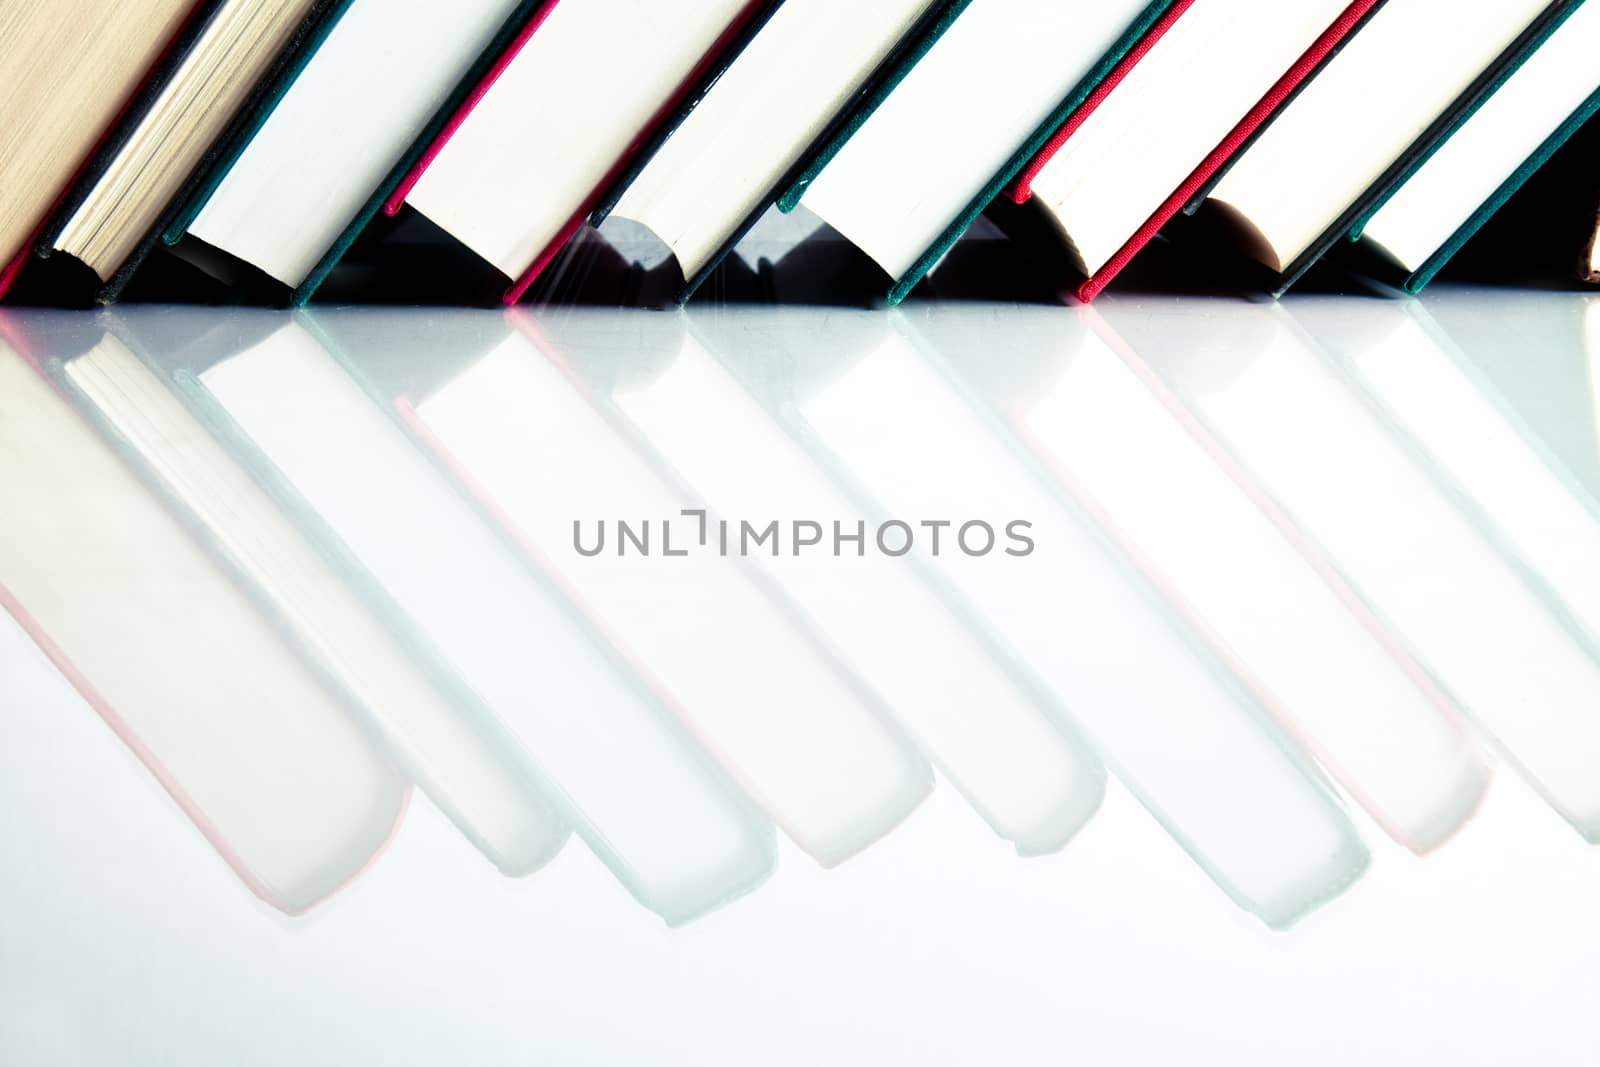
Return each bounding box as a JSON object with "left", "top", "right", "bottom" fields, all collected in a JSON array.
[
  {"left": 0, "top": 246, "right": 30, "bottom": 302},
  {"left": 385, "top": 0, "right": 771, "bottom": 306},
  {"left": 1008, "top": 0, "right": 1382, "bottom": 303}
]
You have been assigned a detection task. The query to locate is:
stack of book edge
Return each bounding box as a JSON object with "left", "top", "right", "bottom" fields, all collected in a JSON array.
[{"left": 1, "top": 0, "right": 1596, "bottom": 307}]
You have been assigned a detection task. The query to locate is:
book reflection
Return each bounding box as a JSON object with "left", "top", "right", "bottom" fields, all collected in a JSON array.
[{"left": 3, "top": 297, "right": 1598, "bottom": 926}]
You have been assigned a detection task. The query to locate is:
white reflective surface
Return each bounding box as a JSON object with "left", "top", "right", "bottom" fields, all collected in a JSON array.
[{"left": 3, "top": 290, "right": 1600, "bottom": 1066}]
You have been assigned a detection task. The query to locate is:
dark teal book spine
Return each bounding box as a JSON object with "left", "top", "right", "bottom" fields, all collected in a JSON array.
[
  {"left": 1404, "top": 87, "right": 1600, "bottom": 293},
  {"left": 1264, "top": 0, "right": 1583, "bottom": 296},
  {"left": 1347, "top": 0, "right": 1591, "bottom": 245},
  {"left": 162, "top": 0, "right": 360, "bottom": 247},
  {"left": 775, "top": 0, "right": 975, "bottom": 215}
]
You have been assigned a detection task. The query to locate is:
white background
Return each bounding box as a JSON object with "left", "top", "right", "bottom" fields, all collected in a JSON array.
[{"left": 5, "top": 598, "right": 1600, "bottom": 1067}]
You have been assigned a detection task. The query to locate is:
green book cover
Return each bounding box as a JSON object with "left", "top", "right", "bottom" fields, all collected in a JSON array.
[{"left": 1247, "top": 0, "right": 1582, "bottom": 297}]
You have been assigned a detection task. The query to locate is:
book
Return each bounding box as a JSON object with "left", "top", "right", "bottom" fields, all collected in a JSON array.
[
  {"left": 168, "top": 0, "right": 552, "bottom": 303},
  {"left": 601, "top": 0, "right": 948, "bottom": 301},
  {"left": 0, "top": 0, "right": 199, "bottom": 301},
  {"left": 1354, "top": 0, "right": 1600, "bottom": 293},
  {"left": 1412, "top": 102, "right": 1600, "bottom": 288},
  {"left": 64, "top": 311, "right": 571, "bottom": 877},
  {"left": 1202, "top": 0, "right": 1579, "bottom": 294},
  {"left": 1006, "top": 0, "right": 1383, "bottom": 302},
  {"left": 401, "top": 310, "right": 936, "bottom": 867},
  {"left": 1134, "top": 298, "right": 1600, "bottom": 839},
  {"left": 189, "top": 311, "right": 777, "bottom": 925},
  {"left": 933, "top": 305, "right": 1484, "bottom": 852},
  {"left": 777, "top": 0, "right": 1177, "bottom": 305},
  {"left": 0, "top": 317, "right": 408, "bottom": 915},
  {"left": 37, "top": 0, "right": 336, "bottom": 299},
  {"left": 555, "top": 308, "right": 1107, "bottom": 856},
  {"left": 386, "top": 0, "right": 773, "bottom": 305}
]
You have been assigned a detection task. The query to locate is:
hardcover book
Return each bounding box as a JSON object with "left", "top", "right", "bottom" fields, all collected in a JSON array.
[
  {"left": 776, "top": 0, "right": 1178, "bottom": 305},
  {"left": 164, "top": 0, "right": 555, "bottom": 305},
  {"left": 599, "top": 0, "right": 952, "bottom": 302},
  {"left": 1202, "top": 0, "right": 1582, "bottom": 294},
  {"left": 388, "top": 0, "right": 777, "bottom": 305},
  {"left": 1005, "top": 0, "right": 1385, "bottom": 302},
  {"left": 0, "top": 0, "right": 201, "bottom": 301},
  {"left": 1352, "top": 0, "right": 1600, "bottom": 292}
]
